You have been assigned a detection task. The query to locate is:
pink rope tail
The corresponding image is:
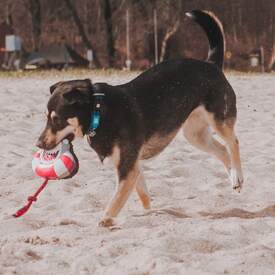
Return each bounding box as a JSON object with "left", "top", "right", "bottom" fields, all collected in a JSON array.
[{"left": 13, "top": 178, "right": 49, "bottom": 218}]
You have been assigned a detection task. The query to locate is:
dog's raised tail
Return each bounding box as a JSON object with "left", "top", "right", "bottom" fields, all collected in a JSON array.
[{"left": 186, "top": 10, "right": 225, "bottom": 69}]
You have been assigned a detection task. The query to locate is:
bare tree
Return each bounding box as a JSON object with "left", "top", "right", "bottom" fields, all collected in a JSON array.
[
  {"left": 102, "top": 0, "right": 115, "bottom": 67},
  {"left": 23, "top": 0, "right": 41, "bottom": 50},
  {"left": 1, "top": 0, "right": 274, "bottom": 71},
  {"left": 159, "top": 19, "right": 180, "bottom": 62},
  {"left": 158, "top": 0, "right": 183, "bottom": 62},
  {"left": 63, "top": 0, "right": 101, "bottom": 67},
  {"left": 268, "top": 1, "right": 275, "bottom": 71}
]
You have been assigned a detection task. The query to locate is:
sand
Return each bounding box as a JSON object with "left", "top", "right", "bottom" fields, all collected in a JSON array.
[{"left": 0, "top": 72, "right": 275, "bottom": 275}]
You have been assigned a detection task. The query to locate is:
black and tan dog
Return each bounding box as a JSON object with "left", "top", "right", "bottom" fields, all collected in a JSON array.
[{"left": 37, "top": 10, "right": 243, "bottom": 227}]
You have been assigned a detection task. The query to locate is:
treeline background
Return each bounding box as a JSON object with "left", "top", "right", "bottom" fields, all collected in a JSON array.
[{"left": 1, "top": 0, "right": 274, "bottom": 70}]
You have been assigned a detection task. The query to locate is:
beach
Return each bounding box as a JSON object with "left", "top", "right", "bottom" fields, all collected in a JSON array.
[{"left": 0, "top": 71, "right": 275, "bottom": 275}]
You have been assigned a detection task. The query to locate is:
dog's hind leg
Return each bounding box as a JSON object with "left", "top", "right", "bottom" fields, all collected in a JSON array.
[
  {"left": 183, "top": 107, "right": 231, "bottom": 174},
  {"left": 207, "top": 117, "right": 243, "bottom": 192},
  {"left": 136, "top": 170, "right": 151, "bottom": 209}
]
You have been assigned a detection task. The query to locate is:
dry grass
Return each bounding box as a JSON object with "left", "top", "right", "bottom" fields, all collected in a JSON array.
[
  {"left": 0, "top": 68, "right": 142, "bottom": 79},
  {"left": 1, "top": 67, "right": 275, "bottom": 79}
]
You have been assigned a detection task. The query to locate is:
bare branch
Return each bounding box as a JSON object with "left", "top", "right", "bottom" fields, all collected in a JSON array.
[
  {"left": 159, "top": 19, "right": 180, "bottom": 62},
  {"left": 63, "top": 0, "right": 101, "bottom": 67}
]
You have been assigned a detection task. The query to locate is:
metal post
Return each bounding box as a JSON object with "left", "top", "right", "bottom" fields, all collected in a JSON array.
[
  {"left": 126, "top": 9, "right": 131, "bottom": 70},
  {"left": 260, "top": 46, "right": 265, "bottom": 73},
  {"left": 154, "top": 9, "right": 158, "bottom": 65}
]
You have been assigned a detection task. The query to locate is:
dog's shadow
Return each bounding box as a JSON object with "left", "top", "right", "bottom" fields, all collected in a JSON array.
[
  {"left": 199, "top": 204, "right": 275, "bottom": 219},
  {"left": 133, "top": 204, "right": 275, "bottom": 220},
  {"left": 133, "top": 207, "right": 190, "bottom": 219}
]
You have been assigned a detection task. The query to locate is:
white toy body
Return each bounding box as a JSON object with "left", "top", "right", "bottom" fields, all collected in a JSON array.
[{"left": 32, "top": 139, "right": 78, "bottom": 180}]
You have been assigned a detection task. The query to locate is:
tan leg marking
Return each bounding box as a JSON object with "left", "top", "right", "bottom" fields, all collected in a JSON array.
[
  {"left": 184, "top": 106, "right": 243, "bottom": 192},
  {"left": 195, "top": 108, "right": 243, "bottom": 192},
  {"left": 135, "top": 170, "right": 151, "bottom": 209},
  {"left": 183, "top": 106, "right": 231, "bottom": 173},
  {"left": 99, "top": 162, "right": 140, "bottom": 227},
  {"left": 108, "top": 145, "right": 120, "bottom": 167},
  {"left": 108, "top": 146, "right": 150, "bottom": 210},
  {"left": 209, "top": 118, "right": 243, "bottom": 192}
]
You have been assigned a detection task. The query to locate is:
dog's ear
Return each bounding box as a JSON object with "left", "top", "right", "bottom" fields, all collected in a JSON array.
[
  {"left": 63, "top": 89, "right": 90, "bottom": 105},
  {"left": 50, "top": 81, "right": 64, "bottom": 94}
]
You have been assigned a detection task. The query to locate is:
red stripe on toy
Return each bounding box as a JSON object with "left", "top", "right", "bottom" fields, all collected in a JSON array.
[
  {"left": 61, "top": 155, "right": 74, "bottom": 171},
  {"left": 35, "top": 166, "right": 57, "bottom": 179}
]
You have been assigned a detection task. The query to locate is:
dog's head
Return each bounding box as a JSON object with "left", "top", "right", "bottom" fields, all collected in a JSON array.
[{"left": 37, "top": 79, "right": 93, "bottom": 150}]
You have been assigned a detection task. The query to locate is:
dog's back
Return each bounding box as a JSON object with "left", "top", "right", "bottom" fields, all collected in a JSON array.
[{"left": 120, "top": 10, "right": 234, "bottom": 140}]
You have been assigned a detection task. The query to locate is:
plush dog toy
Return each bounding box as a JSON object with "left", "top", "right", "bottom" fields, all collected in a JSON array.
[
  {"left": 13, "top": 139, "right": 78, "bottom": 217},
  {"left": 32, "top": 139, "right": 78, "bottom": 180}
]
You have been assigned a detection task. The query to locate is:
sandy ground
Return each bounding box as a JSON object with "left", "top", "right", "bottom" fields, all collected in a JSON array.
[{"left": 0, "top": 71, "right": 275, "bottom": 275}]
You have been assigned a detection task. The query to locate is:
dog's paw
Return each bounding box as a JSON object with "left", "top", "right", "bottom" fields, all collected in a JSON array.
[
  {"left": 143, "top": 200, "right": 151, "bottom": 210},
  {"left": 98, "top": 217, "right": 115, "bottom": 227},
  {"left": 230, "top": 169, "right": 243, "bottom": 193}
]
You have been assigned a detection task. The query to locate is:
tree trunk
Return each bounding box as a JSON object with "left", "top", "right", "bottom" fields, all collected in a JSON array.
[
  {"left": 24, "top": 0, "right": 41, "bottom": 51},
  {"left": 63, "top": 0, "right": 101, "bottom": 68},
  {"left": 268, "top": 3, "right": 275, "bottom": 71},
  {"left": 6, "top": 1, "right": 14, "bottom": 27},
  {"left": 102, "top": 0, "right": 115, "bottom": 67}
]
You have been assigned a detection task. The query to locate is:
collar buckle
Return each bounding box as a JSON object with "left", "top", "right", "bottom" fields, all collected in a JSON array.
[
  {"left": 88, "top": 129, "right": 96, "bottom": 137},
  {"left": 87, "top": 91, "right": 105, "bottom": 138}
]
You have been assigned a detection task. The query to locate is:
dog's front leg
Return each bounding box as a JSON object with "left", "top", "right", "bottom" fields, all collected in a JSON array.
[{"left": 99, "top": 162, "right": 140, "bottom": 227}]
